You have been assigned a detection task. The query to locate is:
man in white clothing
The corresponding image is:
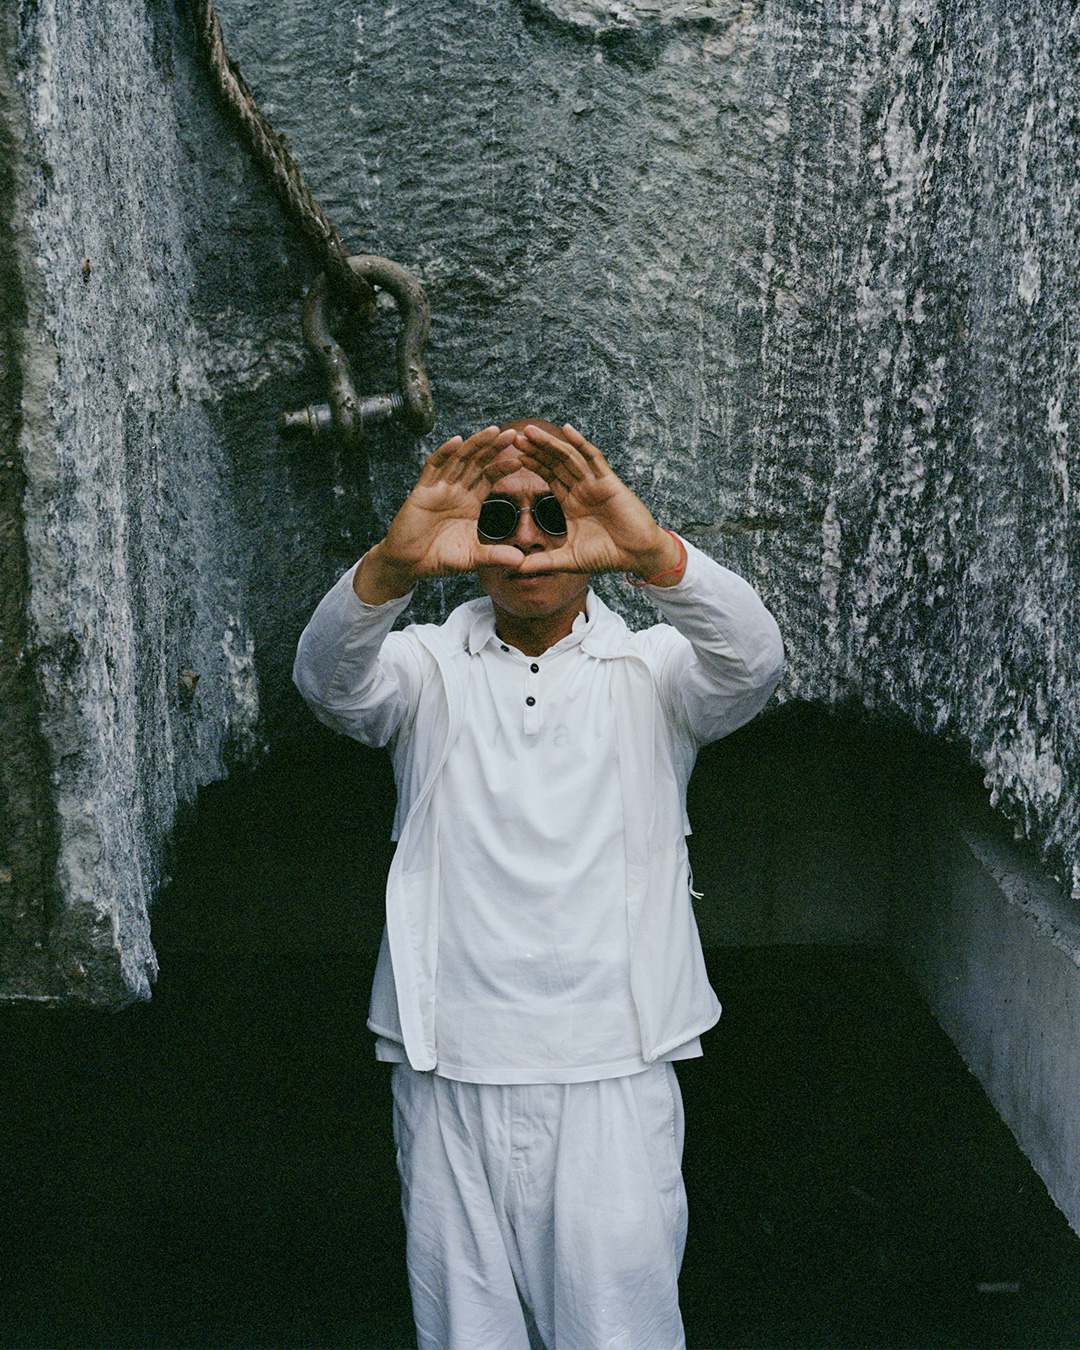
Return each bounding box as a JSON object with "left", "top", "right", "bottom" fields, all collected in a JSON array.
[{"left": 294, "top": 420, "right": 784, "bottom": 1350}]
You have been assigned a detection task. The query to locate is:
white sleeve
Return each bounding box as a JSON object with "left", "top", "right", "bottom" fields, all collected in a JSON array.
[
  {"left": 642, "top": 536, "right": 784, "bottom": 746},
  {"left": 292, "top": 560, "right": 427, "bottom": 748}
]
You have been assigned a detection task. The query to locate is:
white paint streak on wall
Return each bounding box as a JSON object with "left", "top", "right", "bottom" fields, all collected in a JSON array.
[
  {"left": 9, "top": 0, "right": 1080, "bottom": 1004},
  {"left": 11, "top": 0, "right": 266, "bottom": 999}
]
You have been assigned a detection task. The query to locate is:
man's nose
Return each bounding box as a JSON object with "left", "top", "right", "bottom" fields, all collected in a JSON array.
[{"left": 510, "top": 507, "right": 546, "bottom": 551}]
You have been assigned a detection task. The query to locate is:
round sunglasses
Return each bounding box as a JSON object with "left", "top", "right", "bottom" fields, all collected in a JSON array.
[{"left": 477, "top": 494, "right": 567, "bottom": 541}]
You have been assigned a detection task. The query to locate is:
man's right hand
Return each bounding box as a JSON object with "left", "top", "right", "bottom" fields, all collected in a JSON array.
[{"left": 354, "top": 426, "right": 527, "bottom": 605}]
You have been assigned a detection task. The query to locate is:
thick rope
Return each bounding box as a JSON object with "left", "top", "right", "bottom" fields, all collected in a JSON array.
[{"left": 191, "top": 0, "right": 375, "bottom": 319}]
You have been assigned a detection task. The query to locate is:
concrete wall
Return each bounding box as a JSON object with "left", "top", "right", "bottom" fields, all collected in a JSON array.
[
  {"left": 3, "top": 0, "right": 1080, "bottom": 1231},
  {"left": 685, "top": 703, "right": 1080, "bottom": 1236},
  {"left": 892, "top": 807, "right": 1080, "bottom": 1241},
  {"left": 173, "top": 0, "right": 1080, "bottom": 890},
  {"left": 1, "top": 0, "right": 259, "bottom": 1002}
]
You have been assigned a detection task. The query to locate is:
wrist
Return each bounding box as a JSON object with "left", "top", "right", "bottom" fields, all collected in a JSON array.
[
  {"left": 626, "top": 529, "right": 686, "bottom": 588},
  {"left": 354, "top": 542, "right": 417, "bottom": 604}
]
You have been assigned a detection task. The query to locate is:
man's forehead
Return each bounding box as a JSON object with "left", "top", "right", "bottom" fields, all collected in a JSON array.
[{"left": 488, "top": 463, "right": 549, "bottom": 498}]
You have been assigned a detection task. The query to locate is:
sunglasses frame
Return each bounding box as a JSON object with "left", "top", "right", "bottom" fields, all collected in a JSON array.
[{"left": 476, "top": 493, "right": 568, "bottom": 541}]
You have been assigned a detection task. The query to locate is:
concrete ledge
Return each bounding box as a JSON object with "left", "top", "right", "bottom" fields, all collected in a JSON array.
[
  {"left": 962, "top": 828, "right": 1080, "bottom": 972},
  {"left": 895, "top": 819, "right": 1080, "bottom": 1237}
]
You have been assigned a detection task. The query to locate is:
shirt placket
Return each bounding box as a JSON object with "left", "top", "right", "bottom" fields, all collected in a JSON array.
[{"left": 523, "top": 658, "right": 541, "bottom": 736}]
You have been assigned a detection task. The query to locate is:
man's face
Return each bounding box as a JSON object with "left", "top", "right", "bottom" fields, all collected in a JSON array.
[{"left": 476, "top": 467, "right": 589, "bottom": 623}]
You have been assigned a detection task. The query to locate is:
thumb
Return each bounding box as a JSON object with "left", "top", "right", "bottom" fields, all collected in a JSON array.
[{"left": 475, "top": 543, "right": 526, "bottom": 569}]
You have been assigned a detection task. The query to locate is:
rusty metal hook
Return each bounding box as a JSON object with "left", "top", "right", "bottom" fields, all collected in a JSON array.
[{"left": 279, "top": 255, "right": 434, "bottom": 449}]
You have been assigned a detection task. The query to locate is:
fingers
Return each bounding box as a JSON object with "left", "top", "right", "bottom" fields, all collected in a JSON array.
[
  {"left": 424, "top": 433, "right": 465, "bottom": 468},
  {"left": 481, "top": 453, "right": 522, "bottom": 486},
  {"left": 474, "top": 542, "right": 526, "bottom": 569},
  {"left": 516, "top": 424, "right": 584, "bottom": 481},
  {"left": 514, "top": 444, "right": 576, "bottom": 493},
  {"left": 425, "top": 425, "right": 498, "bottom": 465},
  {"left": 515, "top": 546, "right": 586, "bottom": 576},
  {"left": 515, "top": 422, "right": 610, "bottom": 491},
  {"left": 560, "top": 423, "right": 607, "bottom": 466},
  {"left": 422, "top": 426, "right": 518, "bottom": 492},
  {"left": 459, "top": 429, "right": 519, "bottom": 492}
]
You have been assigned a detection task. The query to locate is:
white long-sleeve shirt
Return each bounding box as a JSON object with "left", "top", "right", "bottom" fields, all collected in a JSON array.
[{"left": 294, "top": 537, "right": 784, "bottom": 1079}]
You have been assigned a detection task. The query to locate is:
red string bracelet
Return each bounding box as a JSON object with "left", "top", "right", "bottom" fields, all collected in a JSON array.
[{"left": 625, "top": 530, "right": 687, "bottom": 587}]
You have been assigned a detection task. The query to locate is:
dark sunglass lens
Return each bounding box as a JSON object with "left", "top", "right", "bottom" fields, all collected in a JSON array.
[
  {"left": 532, "top": 495, "right": 567, "bottom": 535},
  {"left": 478, "top": 499, "right": 518, "bottom": 539}
]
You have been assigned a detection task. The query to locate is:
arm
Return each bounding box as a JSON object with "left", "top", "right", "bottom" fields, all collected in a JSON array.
[
  {"left": 643, "top": 537, "right": 784, "bottom": 747},
  {"left": 293, "top": 564, "right": 421, "bottom": 747}
]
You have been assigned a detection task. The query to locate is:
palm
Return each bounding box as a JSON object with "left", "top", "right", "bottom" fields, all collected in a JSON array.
[
  {"left": 383, "top": 428, "right": 524, "bottom": 579},
  {"left": 396, "top": 484, "right": 488, "bottom": 576},
  {"left": 513, "top": 425, "right": 666, "bottom": 576},
  {"left": 555, "top": 498, "right": 636, "bottom": 574}
]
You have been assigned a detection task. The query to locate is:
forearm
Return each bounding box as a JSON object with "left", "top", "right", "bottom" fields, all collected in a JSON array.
[
  {"left": 647, "top": 538, "right": 784, "bottom": 738},
  {"left": 353, "top": 540, "right": 420, "bottom": 605},
  {"left": 625, "top": 528, "right": 686, "bottom": 587},
  {"left": 294, "top": 561, "right": 416, "bottom": 742}
]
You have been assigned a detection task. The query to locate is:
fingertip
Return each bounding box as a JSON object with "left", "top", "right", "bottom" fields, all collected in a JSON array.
[
  {"left": 428, "top": 434, "right": 464, "bottom": 462},
  {"left": 517, "top": 549, "right": 574, "bottom": 575},
  {"left": 481, "top": 544, "right": 525, "bottom": 568}
]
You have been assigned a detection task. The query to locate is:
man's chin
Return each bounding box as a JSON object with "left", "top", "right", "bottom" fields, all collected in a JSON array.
[
  {"left": 492, "top": 576, "right": 562, "bottom": 613},
  {"left": 481, "top": 569, "right": 588, "bottom": 620}
]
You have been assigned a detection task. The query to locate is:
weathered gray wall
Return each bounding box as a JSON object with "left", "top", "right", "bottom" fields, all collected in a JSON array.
[
  {"left": 1, "top": 0, "right": 259, "bottom": 1002},
  {"left": 3, "top": 0, "right": 1079, "bottom": 1022},
  {"left": 890, "top": 783, "right": 1080, "bottom": 1242},
  {"left": 190, "top": 0, "right": 1080, "bottom": 892}
]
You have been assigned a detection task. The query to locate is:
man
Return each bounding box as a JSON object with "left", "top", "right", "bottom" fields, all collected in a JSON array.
[{"left": 294, "top": 420, "right": 783, "bottom": 1350}]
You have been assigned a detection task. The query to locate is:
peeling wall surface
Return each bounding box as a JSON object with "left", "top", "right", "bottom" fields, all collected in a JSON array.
[
  {"left": 2, "top": 0, "right": 259, "bottom": 1001},
  {"left": 2, "top": 0, "right": 1079, "bottom": 1027},
  {"left": 185, "top": 0, "right": 1079, "bottom": 887}
]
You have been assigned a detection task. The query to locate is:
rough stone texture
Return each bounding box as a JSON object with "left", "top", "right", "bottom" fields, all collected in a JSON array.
[
  {"left": 195, "top": 0, "right": 1079, "bottom": 891},
  {"left": 1, "top": 0, "right": 260, "bottom": 1002},
  {"left": 0, "top": 3, "right": 57, "bottom": 998},
  {"left": 3, "top": 0, "right": 1079, "bottom": 1006}
]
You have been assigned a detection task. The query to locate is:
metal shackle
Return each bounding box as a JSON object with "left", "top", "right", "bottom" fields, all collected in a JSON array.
[{"left": 280, "top": 255, "right": 434, "bottom": 449}]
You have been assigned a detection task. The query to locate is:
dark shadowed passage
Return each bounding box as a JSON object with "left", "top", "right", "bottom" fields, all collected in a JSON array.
[{"left": 3, "top": 712, "right": 1080, "bottom": 1349}]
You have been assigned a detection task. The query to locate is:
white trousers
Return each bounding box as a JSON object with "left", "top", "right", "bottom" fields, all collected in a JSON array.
[{"left": 391, "top": 1062, "right": 688, "bottom": 1350}]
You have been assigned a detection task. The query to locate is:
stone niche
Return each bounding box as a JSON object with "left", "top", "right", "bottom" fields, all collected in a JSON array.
[{"left": 2, "top": 0, "right": 1079, "bottom": 1226}]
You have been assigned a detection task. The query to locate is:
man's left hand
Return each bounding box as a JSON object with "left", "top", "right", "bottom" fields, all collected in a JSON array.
[{"left": 513, "top": 423, "right": 685, "bottom": 586}]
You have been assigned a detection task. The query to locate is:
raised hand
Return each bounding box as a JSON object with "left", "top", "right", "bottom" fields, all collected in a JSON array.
[
  {"left": 513, "top": 424, "right": 685, "bottom": 585},
  {"left": 355, "top": 426, "right": 527, "bottom": 603}
]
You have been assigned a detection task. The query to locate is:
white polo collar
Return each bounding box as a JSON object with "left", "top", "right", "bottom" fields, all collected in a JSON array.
[{"left": 466, "top": 590, "right": 597, "bottom": 657}]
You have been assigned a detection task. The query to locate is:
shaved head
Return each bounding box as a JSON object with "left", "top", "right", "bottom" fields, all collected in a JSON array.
[
  {"left": 498, "top": 417, "right": 567, "bottom": 438},
  {"left": 490, "top": 418, "right": 567, "bottom": 485}
]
